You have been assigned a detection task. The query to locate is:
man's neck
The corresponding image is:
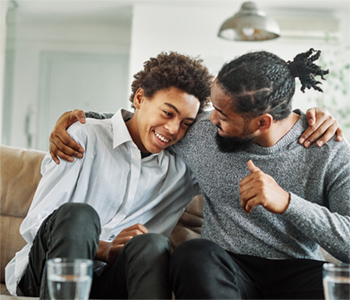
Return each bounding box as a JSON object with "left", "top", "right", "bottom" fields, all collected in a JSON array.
[{"left": 254, "top": 113, "right": 300, "bottom": 147}]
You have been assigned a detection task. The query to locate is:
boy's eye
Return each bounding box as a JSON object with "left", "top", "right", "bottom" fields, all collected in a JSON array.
[
  {"left": 163, "top": 110, "right": 172, "bottom": 117},
  {"left": 183, "top": 122, "right": 193, "bottom": 127}
]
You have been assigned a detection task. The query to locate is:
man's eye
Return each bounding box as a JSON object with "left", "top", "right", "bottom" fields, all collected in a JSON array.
[{"left": 219, "top": 117, "right": 227, "bottom": 122}]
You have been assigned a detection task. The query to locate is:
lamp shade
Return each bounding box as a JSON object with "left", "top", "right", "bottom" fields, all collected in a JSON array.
[{"left": 218, "top": 2, "right": 280, "bottom": 41}]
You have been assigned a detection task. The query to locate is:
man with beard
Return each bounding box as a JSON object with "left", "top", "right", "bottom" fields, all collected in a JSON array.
[
  {"left": 168, "top": 49, "right": 350, "bottom": 299},
  {"left": 48, "top": 49, "right": 348, "bottom": 299}
]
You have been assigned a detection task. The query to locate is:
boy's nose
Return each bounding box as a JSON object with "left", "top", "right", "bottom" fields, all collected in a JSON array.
[{"left": 165, "top": 120, "right": 180, "bottom": 135}]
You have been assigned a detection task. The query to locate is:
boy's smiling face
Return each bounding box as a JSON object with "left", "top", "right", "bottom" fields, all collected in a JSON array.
[{"left": 128, "top": 86, "right": 200, "bottom": 154}]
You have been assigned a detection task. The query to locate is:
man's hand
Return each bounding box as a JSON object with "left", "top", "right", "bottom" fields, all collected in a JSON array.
[
  {"left": 49, "top": 110, "right": 86, "bottom": 164},
  {"left": 96, "top": 224, "right": 148, "bottom": 265},
  {"left": 300, "top": 107, "right": 343, "bottom": 147},
  {"left": 239, "top": 160, "right": 290, "bottom": 214}
]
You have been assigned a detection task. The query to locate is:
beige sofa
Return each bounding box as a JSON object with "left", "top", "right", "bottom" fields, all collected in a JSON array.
[{"left": 0, "top": 145, "right": 203, "bottom": 297}]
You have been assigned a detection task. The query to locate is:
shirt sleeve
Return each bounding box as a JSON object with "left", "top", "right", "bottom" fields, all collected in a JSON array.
[
  {"left": 284, "top": 141, "right": 350, "bottom": 263},
  {"left": 20, "top": 123, "right": 87, "bottom": 245}
]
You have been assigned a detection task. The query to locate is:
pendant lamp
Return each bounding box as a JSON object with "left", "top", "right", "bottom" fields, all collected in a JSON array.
[{"left": 218, "top": 2, "right": 280, "bottom": 41}]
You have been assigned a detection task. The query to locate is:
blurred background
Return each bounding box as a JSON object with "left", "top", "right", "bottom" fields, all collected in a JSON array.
[{"left": 1, "top": 0, "right": 349, "bottom": 151}]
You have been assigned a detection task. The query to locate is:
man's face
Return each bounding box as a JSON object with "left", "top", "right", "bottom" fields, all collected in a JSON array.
[
  {"left": 209, "top": 81, "right": 257, "bottom": 152},
  {"left": 132, "top": 87, "right": 200, "bottom": 154}
]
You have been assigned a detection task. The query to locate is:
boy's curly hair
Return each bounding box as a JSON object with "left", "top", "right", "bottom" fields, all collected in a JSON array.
[{"left": 130, "top": 52, "right": 213, "bottom": 113}]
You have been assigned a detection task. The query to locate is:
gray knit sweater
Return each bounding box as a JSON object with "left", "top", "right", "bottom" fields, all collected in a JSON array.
[{"left": 172, "top": 111, "right": 350, "bottom": 263}]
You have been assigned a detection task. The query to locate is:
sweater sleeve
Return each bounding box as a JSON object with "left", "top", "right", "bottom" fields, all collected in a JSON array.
[
  {"left": 284, "top": 141, "right": 350, "bottom": 263},
  {"left": 85, "top": 111, "right": 114, "bottom": 120}
]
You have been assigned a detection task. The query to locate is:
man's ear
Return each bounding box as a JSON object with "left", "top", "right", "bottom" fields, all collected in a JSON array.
[
  {"left": 133, "top": 88, "right": 145, "bottom": 109},
  {"left": 257, "top": 114, "right": 273, "bottom": 133}
]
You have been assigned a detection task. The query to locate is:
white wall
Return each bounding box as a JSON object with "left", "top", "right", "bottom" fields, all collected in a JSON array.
[
  {"left": 130, "top": 2, "right": 350, "bottom": 138},
  {"left": 0, "top": 0, "right": 9, "bottom": 144},
  {"left": 4, "top": 10, "right": 131, "bottom": 149}
]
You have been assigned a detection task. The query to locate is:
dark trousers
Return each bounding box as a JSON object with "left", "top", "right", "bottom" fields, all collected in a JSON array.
[
  {"left": 170, "top": 238, "right": 326, "bottom": 299},
  {"left": 18, "top": 202, "right": 172, "bottom": 299}
]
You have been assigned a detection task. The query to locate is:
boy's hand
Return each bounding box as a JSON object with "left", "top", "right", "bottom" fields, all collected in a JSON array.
[
  {"left": 300, "top": 107, "right": 343, "bottom": 147},
  {"left": 98, "top": 224, "right": 148, "bottom": 265},
  {"left": 49, "top": 110, "right": 86, "bottom": 164}
]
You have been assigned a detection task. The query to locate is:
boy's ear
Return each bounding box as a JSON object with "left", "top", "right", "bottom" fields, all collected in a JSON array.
[
  {"left": 133, "top": 88, "right": 145, "bottom": 109},
  {"left": 257, "top": 114, "right": 273, "bottom": 133}
]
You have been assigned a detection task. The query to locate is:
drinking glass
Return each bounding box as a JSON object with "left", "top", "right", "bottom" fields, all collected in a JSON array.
[
  {"left": 323, "top": 263, "right": 350, "bottom": 300},
  {"left": 47, "top": 258, "right": 93, "bottom": 300}
]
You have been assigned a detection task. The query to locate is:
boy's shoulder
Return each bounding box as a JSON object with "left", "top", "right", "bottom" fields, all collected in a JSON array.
[
  {"left": 67, "top": 118, "right": 113, "bottom": 143},
  {"left": 68, "top": 118, "right": 111, "bottom": 132}
]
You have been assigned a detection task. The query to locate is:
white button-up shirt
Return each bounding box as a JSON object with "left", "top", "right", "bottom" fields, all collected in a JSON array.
[{"left": 5, "top": 109, "right": 197, "bottom": 296}]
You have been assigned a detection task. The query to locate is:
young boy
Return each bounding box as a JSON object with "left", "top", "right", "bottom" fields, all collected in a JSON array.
[{"left": 5, "top": 52, "right": 213, "bottom": 299}]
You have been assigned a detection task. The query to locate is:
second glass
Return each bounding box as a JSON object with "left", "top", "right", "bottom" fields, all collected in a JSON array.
[{"left": 323, "top": 263, "right": 350, "bottom": 300}]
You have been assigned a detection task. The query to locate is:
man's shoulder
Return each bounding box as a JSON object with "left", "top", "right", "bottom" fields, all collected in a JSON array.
[
  {"left": 186, "top": 110, "right": 213, "bottom": 136},
  {"left": 196, "top": 110, "right": 211, "bottom": 123}
]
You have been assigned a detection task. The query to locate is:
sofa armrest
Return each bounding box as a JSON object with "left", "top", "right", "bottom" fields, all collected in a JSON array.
[{"left": 0, "top": 145, "right": 45, "bottom": 284}]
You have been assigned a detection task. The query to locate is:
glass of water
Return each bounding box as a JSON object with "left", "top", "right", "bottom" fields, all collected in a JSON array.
[
  {"left": 47, "top": 258, "right": 93, "bottom": 300},
  {"left": 323, "top": 263, "right": 350, "bottom": 300}
]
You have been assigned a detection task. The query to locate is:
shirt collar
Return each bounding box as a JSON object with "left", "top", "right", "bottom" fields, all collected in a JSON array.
[{"left": 112, "top": 109, "right": 134, "bottom": 149}]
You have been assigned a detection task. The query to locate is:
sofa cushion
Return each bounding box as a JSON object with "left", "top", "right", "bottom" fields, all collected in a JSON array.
[
  {"left": 0, "top": 146, "right": 45, "bottom": 218},
  {"left": 169, "top": 194, "right": 203, "bottom": 249}
]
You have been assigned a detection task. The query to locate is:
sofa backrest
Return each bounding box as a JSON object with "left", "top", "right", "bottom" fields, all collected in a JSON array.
[{"left": 0, "top": 145, "right": 46, "bottom": 283}]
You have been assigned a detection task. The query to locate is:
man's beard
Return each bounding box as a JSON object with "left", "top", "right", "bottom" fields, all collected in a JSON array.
[{"left": 215, "top": 133, "right": 255, "bottom": 153}]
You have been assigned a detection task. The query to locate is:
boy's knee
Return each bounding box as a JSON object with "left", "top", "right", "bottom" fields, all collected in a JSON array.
[
  {"left": 52, "top": 203, "right": 101, "bottom": 239},
  {"left": 57, "top": 202, "right": 96, "bottom": 216},
  {"left": 56, "top": 203, "right": 99, "bottom": 225},
  {"left": 37, "top": 203, "right": 100, "bottom": 261}
]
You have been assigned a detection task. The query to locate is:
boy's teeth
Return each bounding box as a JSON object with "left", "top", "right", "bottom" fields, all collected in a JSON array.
[{"left": 155, "top": 132, "right": 169, "bottom": 143}]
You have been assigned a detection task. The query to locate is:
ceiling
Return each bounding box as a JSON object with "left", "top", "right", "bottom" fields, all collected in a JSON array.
[{"left": 9, "top": 0, "right": 350, "bottom": 26}]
